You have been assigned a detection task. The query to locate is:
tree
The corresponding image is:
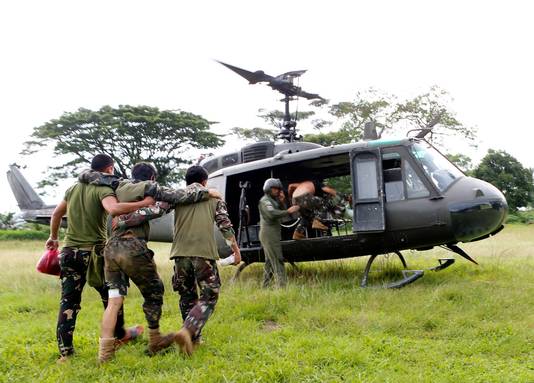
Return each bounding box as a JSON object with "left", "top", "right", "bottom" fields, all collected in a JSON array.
[
  {"left": 0, "top": 212, "right": 18, "bottom": 230},
  {"left": 473, "top": 150, "right": 534, "bottom": 211},
  {"left": 328, "top": 86, "right": 476, "bottom": 146},
  {"left": 329, "top": 88, "right": 399, "bottom": 142},
  {"left": 22, "top": 105, "right": 223, "bottom": 187},
  {"left": 231, "top": 127, "right": 277, "bottom": 141},
  {"left": 446, "top": 153, "right": 474, "bottom": 174}
]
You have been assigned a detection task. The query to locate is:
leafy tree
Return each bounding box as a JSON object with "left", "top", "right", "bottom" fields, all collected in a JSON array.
[
  {"left": 473, "top": 150, "right": 534, "bottom": 211},
  {"left": 231, "top": 127, "right": 277, "bottom": 141},
  {"left": 0, "top": 212, "right": 18, "bottom": 230},
  {"left": 329, "top": 88, "right": 399, "bottom": 142},
  {"left": 446, "top": 153, "right": 474, "bottom": 174},
  {"left": 22, "top": 105, "right": 223, "bottom": 187},
  {"left": 328, "top": 86, "right": 476, "bottom": 146}
]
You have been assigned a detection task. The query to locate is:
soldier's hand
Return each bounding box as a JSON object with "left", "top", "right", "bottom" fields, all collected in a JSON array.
[
  {"left": 287, "top": 205, "right": 300, "bottom": 214},
  {"left": 208, "top": 189, "right": 222, "bottom": 199},
  {"left": 141, "top": 196, "right": 156, "bottom": 206},
  {"left": 233, "top": 251, "right": 242, "bottom": 265},
  {"left": 46, "top": 237, "right": 59, "bottom": 250}
]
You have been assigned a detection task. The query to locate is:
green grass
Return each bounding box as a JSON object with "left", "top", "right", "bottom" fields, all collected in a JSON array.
[{"left": 1, "top": 226, "right": 534, "bottom": 382}]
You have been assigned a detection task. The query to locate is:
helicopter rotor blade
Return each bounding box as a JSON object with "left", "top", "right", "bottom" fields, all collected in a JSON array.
[{"left": 216, "top": 60, "right": 274, "bottom": 84}]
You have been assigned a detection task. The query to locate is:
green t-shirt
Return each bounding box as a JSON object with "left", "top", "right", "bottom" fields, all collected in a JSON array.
[
  {"left": 63, "top": 183, "right": 115, "bottom": 248},
  {"left": 170, "top": 198, "right": 219, "bottom": 261},
  {"left": 114, "top": 180, "right": 152, "bottom": 239}
]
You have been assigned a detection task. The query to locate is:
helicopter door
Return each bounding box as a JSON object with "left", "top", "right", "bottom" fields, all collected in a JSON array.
[{"left": 350, "top": 147, "right": 385, "bottom": 233}]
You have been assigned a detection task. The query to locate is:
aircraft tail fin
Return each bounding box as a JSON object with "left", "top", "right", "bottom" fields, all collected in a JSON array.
[{"left": 6, "top": 165, "right": 46, "bottom": 210}]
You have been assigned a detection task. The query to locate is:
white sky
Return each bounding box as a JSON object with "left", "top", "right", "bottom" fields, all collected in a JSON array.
[{"left": 1, "top": 0, "right": 533, "bottom": 213}]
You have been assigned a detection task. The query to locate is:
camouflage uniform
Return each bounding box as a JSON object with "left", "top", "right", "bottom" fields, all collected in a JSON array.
[
  {"left": 258, "top": 194, "right": 290, "bottom": 288},
  {"left": 56, "top": 181, "right": 126, "bottom": 357},
  {"left": 58, "top": 245, "right": 125, "bottom": 356},
  {"left": 169, "top": 187, "right": 235, "bottom": 341},
  {"left": 79, "top": 171, "right": 209, "bottom": 331},
  {"left": 292, "top": 193, "right": 325, "bottom": 237}
]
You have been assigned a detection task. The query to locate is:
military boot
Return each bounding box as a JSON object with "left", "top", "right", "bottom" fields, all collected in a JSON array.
[
  {"left": 147, "top": 328, "right": 177, "bottom": 356},
  {"left": 292, "top": 230, "right": 306, "bottom": 240},
  {"left": 312, "top": 218, "right": 328, "bottom": 231},
  {"left": 98, "top": 337, "right": 116, "bottom": 363},
  {"left": 174, "top": 328, "right": 194, "bottom": 356}
]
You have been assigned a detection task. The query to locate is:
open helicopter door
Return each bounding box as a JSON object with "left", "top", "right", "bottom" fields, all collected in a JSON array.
[{"left": 350, "top": 147, "right": 385, "bottom": 232}]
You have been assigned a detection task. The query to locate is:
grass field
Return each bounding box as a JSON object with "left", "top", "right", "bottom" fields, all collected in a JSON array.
[{"left": 0, "top": 225, "right": 533, "bottom": 382}]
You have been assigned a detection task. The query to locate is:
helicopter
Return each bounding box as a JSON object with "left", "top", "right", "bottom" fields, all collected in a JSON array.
[{"left": 6, "top": 62, "right": 508, "bottom": 288}]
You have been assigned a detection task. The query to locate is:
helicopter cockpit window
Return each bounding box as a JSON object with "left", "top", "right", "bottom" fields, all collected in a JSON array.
[
  {"left": 404, "top": 160, "right": 430, "bottom": 198},
  {"left": 382, "top": 152, "right": 404, "bottom": 202},
  {"left": 410, "top": 142, "right": 464, "bottom": 192}
]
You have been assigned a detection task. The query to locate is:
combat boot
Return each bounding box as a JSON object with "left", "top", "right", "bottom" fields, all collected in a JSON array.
[
  {"left": 147, "top": 328, "right": 177, "bottom": 356},
  {"left": 312, "top": 218, "right": 328, "bottom": 231},
  {"left": 292, "top": 230, "right": 306, "bottom": 240},
  {"left": 98, "top": 337, "right": 116, "bottom": 363},
  {"left": 174, "top": 328, "right": 194, "bottom": 356}
]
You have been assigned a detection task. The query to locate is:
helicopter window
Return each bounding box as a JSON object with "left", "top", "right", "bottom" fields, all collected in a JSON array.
[
  {"left": 404, "top": 160, "right": 430, "bottom": 198},
  {"left": 356, "top": 159, "right": 378, "bottom": 199},
  {"left": 410, "top": 142, "right": 464, "bottom": 191},
  {"left": 382, "top": 152, "right": 404, "bottom": 202}
]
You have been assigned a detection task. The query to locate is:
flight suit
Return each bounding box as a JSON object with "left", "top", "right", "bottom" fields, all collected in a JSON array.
[{"left": 258, "top": 194, "right": 290, "bottom": 288}]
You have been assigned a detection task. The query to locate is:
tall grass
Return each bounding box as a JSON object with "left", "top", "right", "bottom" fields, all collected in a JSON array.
[{"left": 0, "top": 226, "right": 533, "bottom": 382}]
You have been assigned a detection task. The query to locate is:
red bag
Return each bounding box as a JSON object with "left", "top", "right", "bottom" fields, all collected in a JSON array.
[{"left": 36, "top": 248, "right": 61, "bottom": 276}]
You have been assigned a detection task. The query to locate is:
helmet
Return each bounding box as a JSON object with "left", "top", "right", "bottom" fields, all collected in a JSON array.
[{"left": 263, "top": 178, "right": 283, "bottom": 193}]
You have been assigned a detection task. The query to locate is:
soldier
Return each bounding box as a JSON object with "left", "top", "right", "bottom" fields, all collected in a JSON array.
[
  {"left": 46, "top": 154, "right": 154, "bottom": 362},
  {"left": 258, "top": 178, "right": 300, "bottom": 288},
  {"left": 288, "top": 180, "right": 337, "bottom": 240},
  {"left": 171, "top": 165, "right": 241, "bottom": 355},
  {"left": 77, "top": 162, "right": 219, "bottom": 361}
]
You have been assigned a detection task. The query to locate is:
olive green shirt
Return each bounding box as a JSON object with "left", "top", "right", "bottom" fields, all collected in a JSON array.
[
  {"left": 170, "top": 183, "right": 235, "bottom": 261},
  {"left": 114, "top": 180, "right": 152, "bottom": 239},
  {"left": 63, "top": 183, "right": 115, "bottom": 248}
]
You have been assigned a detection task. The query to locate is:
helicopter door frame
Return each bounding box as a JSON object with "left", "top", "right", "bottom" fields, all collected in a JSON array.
[{"left": 350, "top": 147, "right": 385, "bottom": 233}]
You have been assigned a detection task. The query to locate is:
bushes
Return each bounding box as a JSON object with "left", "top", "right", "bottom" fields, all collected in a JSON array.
[
  {"left": 506, "top": 210, "right": 534, "bottom": 225},
  {"left": 0, "top": 230, "right": 49, "bottom": 241}
]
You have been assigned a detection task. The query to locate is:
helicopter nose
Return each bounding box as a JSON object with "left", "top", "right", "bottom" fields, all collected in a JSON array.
[{"left": 448, "top": 178, "right": 508, "bottom": 242}]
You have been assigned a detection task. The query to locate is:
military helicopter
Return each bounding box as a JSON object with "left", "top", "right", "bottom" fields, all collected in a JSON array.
[{"left": 7, "top": 62, "right": 508, "bottom": 288}]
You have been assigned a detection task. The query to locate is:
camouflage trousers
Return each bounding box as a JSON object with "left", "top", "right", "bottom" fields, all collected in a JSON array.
[
  {"left": 104, "top": 237, "right": 164, "bottom": 329},
  {"left": 293, "top": 193, "right": 326, "bottom": 235},
  {"left": 172, "top": 257, "right": 221, "bottom": 340},
  {"left": 57, "top": 247, "right": 125, "bottom": 356}
]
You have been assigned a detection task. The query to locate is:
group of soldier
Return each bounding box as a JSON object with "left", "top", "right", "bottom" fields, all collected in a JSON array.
[
  {"left": 46, "top": 154, "right": 240, "bottom": 363},
  {"left": 45, "top": 153, "right": 349, "bottom": 363}
]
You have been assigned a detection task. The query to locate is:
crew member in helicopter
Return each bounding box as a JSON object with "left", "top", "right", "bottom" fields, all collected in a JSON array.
[{"left": 258, "top": 178, "right": 300, "bottom": 288}]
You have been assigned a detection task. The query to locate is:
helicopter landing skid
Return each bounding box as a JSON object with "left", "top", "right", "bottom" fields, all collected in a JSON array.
[
  {"left": 231, "top": 262, "right": 250, "bottom": 283},
  {"left": 428, "top": 258, "right": 455, "bottom": 271},
  {"left": 360, "top": 253, "right": 423, "bottom": 289},
  {"left": 360, "top": 253, "right": 455, "bottom": 289}
]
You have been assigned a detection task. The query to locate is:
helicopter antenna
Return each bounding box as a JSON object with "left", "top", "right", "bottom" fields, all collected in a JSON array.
[{"left": 216, "top": 60, "right": 324, "bottom": 143}]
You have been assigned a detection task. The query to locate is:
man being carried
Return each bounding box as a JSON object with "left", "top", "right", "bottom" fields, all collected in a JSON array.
[
  {"left": 288, "top": 180, "right": 337, "bottom": 240},
  {"left": 171, "top": 165, "right": 241, "bottom": 355},
  {"left": 78, "top": 162, "right": 219, "bottom": 361},
  {"left": 47, "top": 154, "right": 154, "bottom": 362}
]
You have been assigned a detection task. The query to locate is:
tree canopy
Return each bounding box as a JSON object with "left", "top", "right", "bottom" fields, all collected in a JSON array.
[
  {"left": 473, "top": 150, "right": 533, "bottom": 211},
  {"left": 22, "top": 105, "right": 223, "bottom": 187}
]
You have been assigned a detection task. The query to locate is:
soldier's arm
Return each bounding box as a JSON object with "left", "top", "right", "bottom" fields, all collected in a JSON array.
[
  {"left": 112, "top": 202, "right": 171, "bottom": 230},
  {"left": 102, "top": 195, "right": 155, "bottom": 216},
  {"left": 145, "top": 183, "right": 211, "bottom": 205},
  {"left": 46, "top": 200, "right": 67, "bottom": 250},
  {"left": 260, "top": 200, "right": 291, "bottom": 220},
  {"left": 78, "top": 169, "right": 120, "bottom": 189},
  {"left": 214, "top": 200, "right": 241, "bottom": 264}
]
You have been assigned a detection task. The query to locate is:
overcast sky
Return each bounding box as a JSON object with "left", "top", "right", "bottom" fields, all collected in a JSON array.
[{"left": 1, "top": 0, "right": 532, "bottom": 213}]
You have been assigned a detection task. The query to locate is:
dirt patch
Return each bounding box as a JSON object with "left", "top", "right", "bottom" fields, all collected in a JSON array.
[{"left": 262, "top": 320, "right": 282, "bottom": 332}]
